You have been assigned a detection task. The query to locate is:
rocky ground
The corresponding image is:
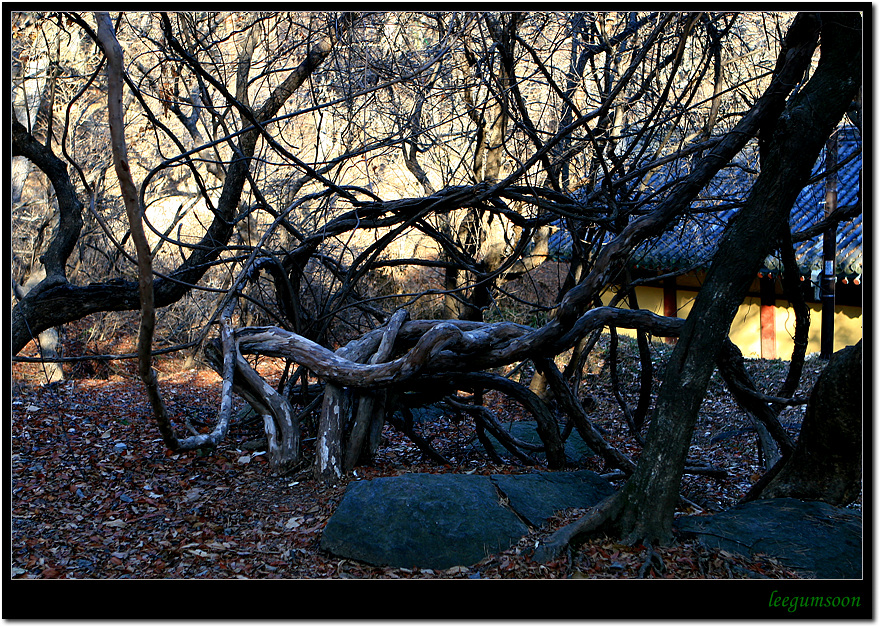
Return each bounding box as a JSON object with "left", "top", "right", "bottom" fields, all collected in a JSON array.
[{"left": 11, "top": 330, "right": 839, "bottom": 580}]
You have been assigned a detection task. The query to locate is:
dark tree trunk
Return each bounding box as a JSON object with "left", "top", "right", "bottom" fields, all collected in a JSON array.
[
  {"left": 743, "top": 341, "right": 862, "bottom": 505},
  {"left": 611, "top": 12, "right": 861, "bottom": 545}
]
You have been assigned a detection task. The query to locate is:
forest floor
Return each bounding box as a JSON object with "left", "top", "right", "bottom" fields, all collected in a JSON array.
[{"left": 11, "top": 328, "right": 839, "bottom": 580}]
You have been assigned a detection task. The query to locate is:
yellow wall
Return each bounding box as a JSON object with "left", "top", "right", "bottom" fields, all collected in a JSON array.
[
  {"left": 728, "top": 297, "right": 764, "bottom": 358},
  {"left": 606, "top": 285, "right": 862, "bottom": 358},
  {"left": 731, "top": 298, "right": 862, "bottom": 358},
  {"left": 779, "top": 301, "right": 863, "bottom": 356}
]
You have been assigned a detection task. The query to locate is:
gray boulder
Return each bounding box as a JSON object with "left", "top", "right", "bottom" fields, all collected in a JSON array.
[
  {"left": 395, "top": 403, "right": 446, "bottom": 425},
  {"left": 676, "top": 498, "right": 862, "bottom": 579},
  {"left": 482, "top": 420, "right": 595, "bottom": 464},
  {"left": 320, "top": 470, "right": 614, "bottom": 569},
  {"left": 491, "top": 470, "right": 615, "bottom": 527}
]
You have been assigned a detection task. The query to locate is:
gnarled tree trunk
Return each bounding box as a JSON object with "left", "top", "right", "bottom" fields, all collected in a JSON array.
[{"left": 743, "top": 340, "right": 862, "bottom": 505}]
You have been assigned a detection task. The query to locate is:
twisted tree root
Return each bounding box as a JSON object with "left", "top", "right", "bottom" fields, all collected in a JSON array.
[
  {"left": 532, "top": 494, "right": 623, "bottom": 563},
  {"left": 638, "top": 541, "right": 667, "bottom": 578}
]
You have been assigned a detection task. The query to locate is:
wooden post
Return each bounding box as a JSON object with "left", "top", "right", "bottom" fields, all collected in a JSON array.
[
  {"left": 821, "top": 130, "right": 838, "bottom": 359},
  {"left": 759, "top": 273, "right": 777, "bottom": 359},
  {"left": 663, "top": 277, "right": 677, "bottom": 344}
]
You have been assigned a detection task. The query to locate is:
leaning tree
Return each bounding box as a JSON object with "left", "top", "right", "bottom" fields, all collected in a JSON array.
[
  {"left": 534, "top": 11, "right": 862, "bottom": 554},
  {"left": 11, "top": 11, "right": 861, "bottom": 551}
]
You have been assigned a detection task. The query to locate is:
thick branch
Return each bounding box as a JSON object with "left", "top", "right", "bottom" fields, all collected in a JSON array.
[
  {"left": 716, "top": 341, "right": 796, "bottom": 456},
  {"left": 95, "top": 12, "right": 178, "bottom": 450},
  {"left": 343, "top": 309, "right": 409, "bottom": 470}
]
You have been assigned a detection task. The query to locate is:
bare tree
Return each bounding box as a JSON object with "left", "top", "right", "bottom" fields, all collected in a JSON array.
[
  {"left": 11, "top": 11, "right": 861, "bottom": 549},
  {"left": 535, "top": 11, "right": 861, "bottom": 554}
]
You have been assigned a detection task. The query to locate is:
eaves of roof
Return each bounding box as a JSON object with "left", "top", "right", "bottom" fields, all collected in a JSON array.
[{"left": 551, "top": 127, "right": 862, "bottom": 281}]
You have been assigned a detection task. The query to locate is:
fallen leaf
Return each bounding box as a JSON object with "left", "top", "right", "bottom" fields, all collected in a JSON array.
[
  {"left": 284, "top": 517, "right": 304, "bottom": 530},
  {"left": 188, "top": 549, "right": 210, "bottom": 558}
]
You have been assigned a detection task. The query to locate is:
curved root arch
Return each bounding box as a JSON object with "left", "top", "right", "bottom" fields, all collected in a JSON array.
[{"left": 204, "top": 307, "right": 684, "bottom": 481}]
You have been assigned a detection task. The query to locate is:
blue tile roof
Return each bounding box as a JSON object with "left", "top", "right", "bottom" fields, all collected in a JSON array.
[{"left": 551, "top": 126, "right": 862, "bottom": 280}]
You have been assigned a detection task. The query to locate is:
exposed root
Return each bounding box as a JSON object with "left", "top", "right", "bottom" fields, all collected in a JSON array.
[
  {"left": 532, "top": 494, "right": 621, "bottom": 563},
  {"left": 638, "top": 541, "right": 667, "bottom": 578},
  {"left": 386, "top": 409, "right": 452, "bottom": 466}
]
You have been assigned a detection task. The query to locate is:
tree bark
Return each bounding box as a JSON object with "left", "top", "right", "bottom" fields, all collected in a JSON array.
[
  {"left": 343, "top": 309, "right": 408, "bottom": 470},
  {"left": 715, "top": 340, "right": 796, "bottom": 464},
  {"left": 744, "top": 341, "right": 862, "bottom": 505},
  {"left": 11, "top": 48, "right": 66, "bottom": 381},
  {"left": 315, "top": 383, "right": 349, "bottom": 484},
  {"left": 204, "top": 325, "right": 302, "bottom": 473}
]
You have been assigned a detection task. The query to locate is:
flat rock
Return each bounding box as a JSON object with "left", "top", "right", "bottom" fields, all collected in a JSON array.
[
  {"left": 675, "top": 498, "right": 862, "bottom": 579},
  {"left": 482, "top": 421, "right": 595, "bottom": 464},
  {"left": 395, "top": 403, "right": 446, "bottom": 425},
  {"left": 320, "top": 470, "right": 614, "bottom": 569},
  {"left": 491, "top": 470, "right": 615, "bottom": 527}
]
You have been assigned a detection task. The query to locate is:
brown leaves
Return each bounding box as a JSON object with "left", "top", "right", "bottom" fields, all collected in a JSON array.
[{"left": 11, "top": 339, "right": 823, "bottom": 579}]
